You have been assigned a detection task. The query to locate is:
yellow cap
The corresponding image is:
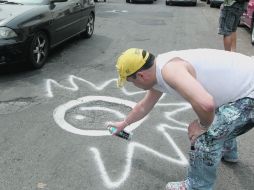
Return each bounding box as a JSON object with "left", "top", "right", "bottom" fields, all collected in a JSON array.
[{"left": 116, "top": 48, "right": 149, "bottom": 87}]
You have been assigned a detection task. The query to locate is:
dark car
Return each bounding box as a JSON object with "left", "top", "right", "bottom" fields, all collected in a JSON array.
[
  {"left": 208, "top": 0, "right": 223, "bottom": 8},
  {"left": 240, "top": 0, "right": 254, "bottom": 45},
  {"left": 126, "top": 0, "right": 154, "bottom": 3},
  {"left": 166, "top": 0, "right": 197, "bottom": 6},
  {"left": 0, "top": 0, "right": 95, "bottom": 69}
]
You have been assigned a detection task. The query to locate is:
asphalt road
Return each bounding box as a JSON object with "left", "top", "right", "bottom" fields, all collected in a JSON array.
[{"left": 0, "top": 0, "right": 254, "bottom": 190}]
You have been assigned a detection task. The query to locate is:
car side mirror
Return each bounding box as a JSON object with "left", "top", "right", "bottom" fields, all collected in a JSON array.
[{"left": 49, "top": 0, "right": 68, "bottom": 9}]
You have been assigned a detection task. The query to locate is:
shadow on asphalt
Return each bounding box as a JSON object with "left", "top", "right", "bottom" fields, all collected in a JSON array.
[
  {"left": 132, "top": 158, "right": 174, "bottom": 183},
  {"left": 222, "top": 161, "right": 254, "bottom": 189}
]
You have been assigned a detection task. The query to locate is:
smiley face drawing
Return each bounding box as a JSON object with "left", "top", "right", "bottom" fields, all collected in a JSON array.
[{"left": 53, "top": 96, "right": 147, "bottom": 136}]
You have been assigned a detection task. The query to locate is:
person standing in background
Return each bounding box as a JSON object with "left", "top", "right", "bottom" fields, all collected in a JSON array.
[{"left": 218, "top": 0, "right": 245, "bottom": 51}]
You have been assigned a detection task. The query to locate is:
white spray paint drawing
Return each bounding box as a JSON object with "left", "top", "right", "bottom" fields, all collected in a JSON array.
[
  {"left": 46, "top": 75, "right": 191, "bottom": 189},
  {"left": 53, "top": 96, "right": 148, "bottom": 136},
  {"left": 45, "top": 75, "right": 145, "bottom": 98}
]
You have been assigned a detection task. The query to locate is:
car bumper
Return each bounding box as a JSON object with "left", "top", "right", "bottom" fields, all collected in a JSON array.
[
  {"left": 210, "top": 0, "right": 223, "bottom": 5},
  {"left": 0, "top": 39, "right": 28, "bottom": 65},
  {"left": 134, "top": 0, "right": 153, "bottom": 2},
  {"left": 166, "top": 0, "right": 196, "bottom": 3}
]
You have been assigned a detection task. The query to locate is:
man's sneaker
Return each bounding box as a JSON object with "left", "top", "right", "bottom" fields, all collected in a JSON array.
[
  {"left": 222, "top": 156, "right": 239, "bottom": 163},
  {"left": 222, "top": 151, "right": 239, "bottom": 163},
  {"left": 165, "top": 180, "right": 188, "bottom": 190}
]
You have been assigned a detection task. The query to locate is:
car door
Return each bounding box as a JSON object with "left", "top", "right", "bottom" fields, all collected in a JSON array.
[
  {"left": 245, "top": 0, "right": 254, "bottom": 27},
  {"left": 79, "top": 0, "right": 92, "bottom": 32},
  {"left": 242, "top": 0, "right": 254, "bottom": 28},
  {"left": 50, "top": 0, "right": 83, "bottom": 46}
]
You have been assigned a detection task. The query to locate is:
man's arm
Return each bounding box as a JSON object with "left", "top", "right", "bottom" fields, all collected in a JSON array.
[
  {"left": 162, "top": 58, "right": 215, "bottom": 127},
  {"left": 124, "top": 89, "right": 163, "bottom": 125},
  {"left": 111, "top": 89, "right": 163, "bottom": 133}
]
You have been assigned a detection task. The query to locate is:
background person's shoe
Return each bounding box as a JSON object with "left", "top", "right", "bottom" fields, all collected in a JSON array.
[{"left": 165, "top": 180, "right": 188, "bottom": 190}]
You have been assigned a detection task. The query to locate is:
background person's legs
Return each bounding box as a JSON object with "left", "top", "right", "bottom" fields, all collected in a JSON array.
[
  {"left": 223, "top": 34, "right": 233, "bottom": 51},
  {"left": 231, "top": 32, "right": 237, "bottom": 51},
  {"left": 219, "top": 3, "right": 244, "bottom": 52},
  {"left": 223, "top": 32, "right": 237, "bottom": 52}
]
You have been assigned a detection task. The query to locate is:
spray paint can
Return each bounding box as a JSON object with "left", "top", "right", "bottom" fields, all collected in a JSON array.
[{"left": 108, "top": 125, "right": 132, "bottom": 141}]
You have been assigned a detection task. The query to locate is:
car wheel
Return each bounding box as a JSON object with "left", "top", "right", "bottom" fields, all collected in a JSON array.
[
  {"left": 192, "top": 1, "right": 197, "bottom": 6},
  {"left": 28, "top": 31, "right": 49, "bottom": 69},
  {"left": 251, "top": 22, "right": 254, "bottom": 45},
  {"left": 81, "top": 13, "right": 95, "bottom": 38},
  {"left": 166, "top": 1, "right": 171, "bottom": 5},
  {"left": 126, "top": 0, "right": 130, "bottom": 2},
  {"left": 206, "top": 0, "right": 210, "bottom": 4}
]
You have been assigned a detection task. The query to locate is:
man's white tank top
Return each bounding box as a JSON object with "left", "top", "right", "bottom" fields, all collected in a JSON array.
[{"left": 153, "top": 49, "right": 254, "bottom": 108}]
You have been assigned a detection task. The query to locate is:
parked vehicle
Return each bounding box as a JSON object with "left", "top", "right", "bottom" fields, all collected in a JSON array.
[
  {"left": 209, "top": 0, "right": 223, "bottom": 8},
  {"left": 126, "top": 0, "right": 154, "bottom": 3},
  {"left": 0, "top": 0, "right": 95, "bottom": 69},
  {"left": 240, "top": 0, "right": 254, "bottom": 45},
  {"left": 166, "top": 0, "right": 197, "bottom": 6}
]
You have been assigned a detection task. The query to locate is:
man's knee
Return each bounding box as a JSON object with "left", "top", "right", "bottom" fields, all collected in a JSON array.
[{"left": 190, "top": 139, "right": 223, "bottom": 167}]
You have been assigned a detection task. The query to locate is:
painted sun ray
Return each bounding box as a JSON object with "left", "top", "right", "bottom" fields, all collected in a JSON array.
[
  {"left": 90, "top": 124, "right": 188, "bottom": 189},
  {"left": 156, "top": 103, "right": 191, "bottom": 127},
  {"left": 45, "top": 75, "right": 145, "bottom": 98}
]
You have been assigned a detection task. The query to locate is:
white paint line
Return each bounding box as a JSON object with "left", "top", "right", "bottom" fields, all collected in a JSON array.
[
  {"left": 90, "top": 124, "right": 188, "bottom": 189},
  {"left": 45, "top": 75, "right": 144, "bottom": 98},
  {"left": 105, "top": 10, "right": 128, "bottom": 13},
  {"left": 163, "top": 103, "right": 191, "bottom": 127},
  {"left": 74, "top": 115, "right": 86, "bottom": 120}
]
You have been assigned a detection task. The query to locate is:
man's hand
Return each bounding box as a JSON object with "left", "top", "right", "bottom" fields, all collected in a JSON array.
[
  {"left": 106, "top": 120, "right": 128, "bottom": 135},
  {"left": 188, "top": 119, "right": 208, "bottom": 144}
]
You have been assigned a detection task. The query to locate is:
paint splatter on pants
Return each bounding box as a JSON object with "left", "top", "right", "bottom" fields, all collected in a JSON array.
[{"left": 187, "top": 97, "right": 254, "bottom": 190}]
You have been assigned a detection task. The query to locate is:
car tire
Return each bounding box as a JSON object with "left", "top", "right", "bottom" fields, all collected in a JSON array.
[
  {"left": 126, "top": 0, "right": 130, "bottom": 2},
  {"left": 206, "top": 0, "right": 210, "bottom": 4},
  {"left": 28, "top": 31, "right": 49, "bottom": 69},
  {"left": 192, "top": 1, "right": 197, "bottom": 6},
  {"left": 251, "top": 21, "right": 254, "bottom": 45},
  {"left": 81, "top": 13, "right": 95, "bottom": 38},
  {"left": 166, "top": 1, "right": 172, "bottom": 5}
]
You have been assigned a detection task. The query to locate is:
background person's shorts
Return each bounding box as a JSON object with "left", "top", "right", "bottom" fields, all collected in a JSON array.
[{"left": 218, "top": 3, "right": 244, "bottom": 36}]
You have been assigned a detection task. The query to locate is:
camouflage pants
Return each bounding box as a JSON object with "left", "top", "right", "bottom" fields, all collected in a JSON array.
[{"left": 187, "top": 97, "right": 254, "bottom": 190}]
